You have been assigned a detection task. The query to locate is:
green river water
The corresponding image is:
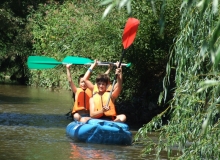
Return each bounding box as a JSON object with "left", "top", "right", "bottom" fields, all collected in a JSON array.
[{"left": 0, "top": 84, "right": 169, "bottom": 160}]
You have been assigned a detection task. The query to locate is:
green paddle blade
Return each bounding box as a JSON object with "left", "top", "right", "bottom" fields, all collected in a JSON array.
[
  {"left": 62, "top": 56, "right": 94, "bottom": 64},
  {"left": 126, "top": 63, "right": 131, "bottom": 67},
  {"left": 27, "top": 56, "right": 62, "bottom": 69},
  {"left": 27, "top": 56, "right": 94, "bottom": 69}
]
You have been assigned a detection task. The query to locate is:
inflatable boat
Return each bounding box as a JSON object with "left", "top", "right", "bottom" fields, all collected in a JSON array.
[{"left": 66, "top": 119, "right": 132, "bottom": 145}]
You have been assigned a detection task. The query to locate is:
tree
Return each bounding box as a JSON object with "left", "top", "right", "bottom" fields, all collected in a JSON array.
[{"left": 0, "top": 0, "right": 62, "bottom": 84}]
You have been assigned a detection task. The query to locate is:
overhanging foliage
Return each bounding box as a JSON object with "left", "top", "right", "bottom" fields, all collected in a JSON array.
[{"left": 132, "top": 0, "right": 220, "bottom": 159}]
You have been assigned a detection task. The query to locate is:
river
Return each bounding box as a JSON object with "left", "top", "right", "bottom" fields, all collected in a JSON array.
[{"left": 0, "top": 84, "right": 169, "bottom": 160}]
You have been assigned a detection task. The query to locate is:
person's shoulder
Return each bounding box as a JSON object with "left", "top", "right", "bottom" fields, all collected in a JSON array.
[
  {"left": 76, "top": 87, "right": 83, "bottom": 92},
  {"left": 87, "top": 88, "right": 93, "bottom": 92}
]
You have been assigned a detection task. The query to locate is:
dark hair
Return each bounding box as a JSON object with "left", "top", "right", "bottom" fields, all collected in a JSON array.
[
  {"left": 96, "top": 74, "right": 109, "bottom": 84},
  {"left": 78, "top": 74, "right": 84, "bottom": 84}
]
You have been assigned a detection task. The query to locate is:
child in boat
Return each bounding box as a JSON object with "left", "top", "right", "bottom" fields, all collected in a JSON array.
[
  {"left": 66, "top": 61, "right": 113, "bottom": 123},
  {"left": 66, "top": 64, "right": 93, "bottom": 123},
  {"left": 89, "top": 66, "right": 126, "bottom": 122}
]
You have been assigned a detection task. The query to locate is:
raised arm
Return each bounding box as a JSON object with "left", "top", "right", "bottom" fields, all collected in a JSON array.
[
  {"left": 83, "top": 60, "right": 98, "bottom": 91},
  {"left": 111, "top": 67, "right": 123, "bottom": 101},
  {"left": 104, "top": 63, "right": 113, "bottom": 75},
  {"left": 83, "top": 59, "right": 98, "bottom": 80},
  {"left": 66, "top": 64, "right": 77, "bottom": 93},
  {"left": 84, "top": 79, "right": 94, "bottom": 91}
]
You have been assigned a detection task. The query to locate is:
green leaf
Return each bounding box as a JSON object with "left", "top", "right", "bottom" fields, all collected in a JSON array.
[
  {"left": 119, "top": 0, "right": 128, "bottom": 9},
  {"left": 212, "top": 0, "right": 218, "bottom": 14},
  {"left": 214, "top": 45, "right": 220, "bottom": 68},
  {"left": 210, "top": 21, "right": 220, "bottom": 49},
  {"left": 126, "top": 0, "right": 131, "bottom": 14},
  {"left": 102, "top": 4, "right": 114, "bottom": 19}
]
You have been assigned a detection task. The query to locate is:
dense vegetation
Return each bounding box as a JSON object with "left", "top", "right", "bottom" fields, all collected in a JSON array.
[
  {"left": 1, "top": 0, "right": 219, "bottom": 159},
  {"left": 129, "top": 0, "right": 220, "bottom": 159}
]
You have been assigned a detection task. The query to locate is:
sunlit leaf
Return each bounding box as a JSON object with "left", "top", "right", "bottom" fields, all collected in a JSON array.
[
  {"left": 158, "top": 91, "right": 164, "bottom": 105},
  {"left": 199, "top": 42, "right": 208, "bottom": 58},
  {"left": 126, "top": 0, "right": 131, "bottom": 14},
  {"left": 119, "top": 0, "right": 128, "bottom": 9},
  {"left": 203, "top": 80, "right": 219, "bottom": 85},
  {"left": 102, "top": 4, "right": 114, "bottom": 19},
  {"left": 212, "top": 0, "right": 218, "bottom": 14},
  {"left": 214, "top": 45, "right": 220, "bottom": 68},
  {"left": 181, "top": 0, "right": 195, "bottom": 10},
  {"left": 196, "top": 0, "right": 204, "bottom": 8},
  {"left": 210, "top": 21, "right": 220, "bottom": 48},
  {"left": 197, "top": 0, "right": 209, "bottom": 14}
]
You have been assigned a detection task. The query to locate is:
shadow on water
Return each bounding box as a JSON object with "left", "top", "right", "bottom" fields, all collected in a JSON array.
[
  {"left": 0, "top": 112, "right": 71, "bottom": 128},
  {"left": 0, "top": 93, "right": 44, "bottom": 104}
]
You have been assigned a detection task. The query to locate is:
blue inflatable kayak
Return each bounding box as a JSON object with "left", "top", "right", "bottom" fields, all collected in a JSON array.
[{"left": 66, "top": 119, "right": 132, "bottom": 145}]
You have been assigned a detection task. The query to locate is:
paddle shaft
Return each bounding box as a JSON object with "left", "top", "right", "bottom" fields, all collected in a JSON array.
[
  {"left": 105, "top": 49, "right": 125, "bottom": 106},
  {"left": 85, "top": 62, "right": 128, "bottom": 67},
  {"left": 55, "top": 62, "right": 129, "bottom": 66}
]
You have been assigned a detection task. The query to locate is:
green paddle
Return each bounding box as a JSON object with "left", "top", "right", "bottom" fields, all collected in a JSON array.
[{"left": 27, "top": 56, "right": 131, "bottom": 69}]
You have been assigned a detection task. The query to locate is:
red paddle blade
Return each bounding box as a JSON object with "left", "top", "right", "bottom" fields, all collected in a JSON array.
[{"left": 122, "top": 18, "right": 140, "bottom": 49}]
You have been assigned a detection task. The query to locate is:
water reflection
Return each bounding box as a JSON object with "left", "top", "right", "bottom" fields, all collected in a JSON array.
[
  {"left": 70, "top": 143, "right": 116, "bottom": 159},
  {"left": 68, "top": 142, "right": 151, "bottom": 160}
]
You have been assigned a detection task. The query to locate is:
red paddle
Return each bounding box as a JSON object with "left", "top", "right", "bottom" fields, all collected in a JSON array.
[
  {"left": 106, "top": 17, "right": 140, "bottom": 106},
  {"left": 117, "top": 17, "right": 140, "bottom": 68},
  {"left": 122, "top": 18, "right": 140, "bottom": 50}
]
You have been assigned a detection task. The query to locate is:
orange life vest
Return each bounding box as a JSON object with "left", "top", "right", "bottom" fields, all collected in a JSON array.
[
  {"left": 92, "top": 92, "right": 116, "bottom": 118},
  {"left": 93, "top": 84, "right": 112, "bottom": 94},
  {"left": 72, "top": 88, "right": 92, "bottom": 113}
]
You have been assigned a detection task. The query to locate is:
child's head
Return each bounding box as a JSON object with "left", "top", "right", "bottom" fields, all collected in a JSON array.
[
  {"left": 78, "top": 74, "right": 87, "bottom": 89},
  {"left": 96, "top": 74, "right": 109, "bottom": 92},
  {"left": 96, "top": 74, "right": 109, "bottom": 84}
]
